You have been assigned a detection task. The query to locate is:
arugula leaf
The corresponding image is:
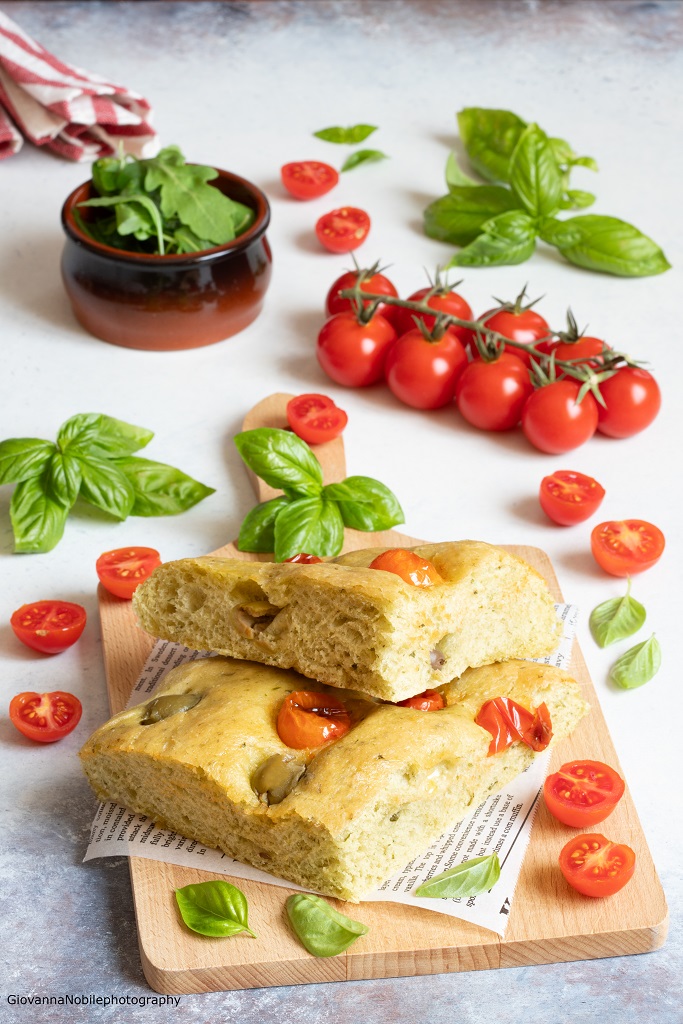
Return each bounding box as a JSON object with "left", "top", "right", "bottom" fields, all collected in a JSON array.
[
  {"left": 0, "top": 439, "right": 55, "bottom": 485},
  {"left": 234, "top": 428, "right": 323, "bottom": 497},
  {"left": 447, "top": 210, "right": 537, "bottom": 267},
  {"left": 323, "top": 476, "right": 404, "bottom": 531},
  {"left": 424, "top": 186, "right": 522, "bottom": 247},
  {"left": 457, "top": 107, "right": 527, "bottom": 182},
  {"left": 314, "top": 124, "right": 377, "bottom": 144},
  {"left": 46, "top": 452, "right": 82, "bottom": 506},
  {"left": 273, "top": 496, "right": 344, "bottom": 561},
  {"left": 113, "top": 457, "right": 215, "bottom": 516},
  {"left": 539, "top": 215, "right": 671, "bottom": 276},
  {"left": 175, "top": 881, "right": 256, "bottom": 938},
  {"left": 341, "top": 149, "right": 388, "bottom": 172},
  {"left": 414, "top": 854, "right": 501, "bottom": 899},
  {"left": 78, "top": 193, "right": 166, "bottom": 253},
  {"left": 172, "top": 226, "right": 214, "bottom": 254},
  {"left": 10, "top": 473, "right": 70, "bottom": 553},
  {"left": 286, "top": 894, "right": 368, "bottom": 957},
  {"left": 590, "top": 581, "right": 646, "bottom": 648},
  {"left": 237, "top": 496, "right": 291, "bottom": 553},
  {"left": 509, "top": 124, "right": 563, "bottom": 218},
  {"left": 144, "top": 147, "right": 238, "bottom": 245},
  {"left": 445, "top": 151, "right": 479, "bottom": 189},
  {"left": 610, "top": 634, "right": 661, "bottom": 689},
  {"left": 57, "top": 413, "right": 154, "bottom": 460},
  {"left": 75, "top": 454, "right": 135, "bottom": 520}
]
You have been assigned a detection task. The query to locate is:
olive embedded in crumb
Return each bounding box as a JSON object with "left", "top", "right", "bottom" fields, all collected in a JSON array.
[
  {"left": 430, "top": 649, "right": 446, "bottom": 669},
  {"left": 140, "top": 692, "right": 201, "bottom": 725},
  {"left": 252, "top": 753, "right": 306, "bottom": 805}
]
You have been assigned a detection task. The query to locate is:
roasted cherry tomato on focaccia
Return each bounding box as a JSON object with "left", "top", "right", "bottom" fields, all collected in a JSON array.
[
  {"left": 590, "top": 520, "right": 664, "bottom": 577},
  {"left": 10, "top": 600, "right": 86, "bottom": 654},
  {"left": 316, "top": 207, "right": 371, "bottom": 253},
  {"left": 397, "top": 689, "right": 445, "bottom": 711},
  {"left": 369, "top": 549, "right": 443, "bottom": 587},
  {"left": 9, "top": 691, "right": 82, "bottom": 743},
  {"left": 475, "top": 697, "right": 552, "bottom": 756},
  {"left": 281, "top": 161, "right": 339, "bottom": 200},
  {"left": 277, "top": 690, "right": 351, "bottom": 748},
  {"left": 284, "top": 553, "right": 324, "bottom": 564},
  {"left": 539, "top": 470, "right": 606, "bottom": 526},
  {"left": 286, "top": 394, "right": 348, "bottom": 445},
  {"left": 96, "top": 547, "right": 162, "bottom": 599},
  {"left": 559, "top": 833, "right": 636, "bottom": 897},
  {"left": 325, "top": 266, "right": 399, "bottom": 322},
  {"left": 544, "top": 760, "right": 625, "bottom": 827}
]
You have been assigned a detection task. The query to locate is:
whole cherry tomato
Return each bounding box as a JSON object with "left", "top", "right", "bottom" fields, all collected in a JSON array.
[
  {"left": 590, "top": 519, "right": 665, "bottom": 577},
  {"left": 393, "top": 286, "right": 472, "bottom": 344},
  {"left": 474, "top": 305, "right": 551, "bottom": 367},
  {"left": 455, "top": 352, "right": 533, "bottom": 431},
  {"left": 325, "top": 266, "right": 398, "bottom": 325},
  {"left": 277, "top": 690, "right": 350, "bottom": 748},
  {"left": 10, "top": 600, "right": 86, "bottom": 654},
  {"left": 539, "top": 470, "right": 606, "bottom": 526},
  {"left": 369, "top": 549, "right": 443, "bottom": 587},
  {"left": 559, "top": 833, "right": 635, "bottom": 897},
  {"left": 384, "top": 326, "right": 468, "bottom": 409},
  {"left": 10, "top": 691, "right": 82, "bottom": 743},
  {"left": 286, "top": 393, "right": 348, "bottom": 445},
  {"left": 317, "top": 311, "right": 396, "bottom": 387},
  {"left": 597, "top": 367, "right": 661, "bottom": 438},
  {"left": 553, "top": 336, "right": 609, "bottom": 369},
  {"left": 521, "top": 381, "right": 598, "bottom": 454},
  {"left": 544, "top": 760, "right": 625, "bottom": 828},
  {"left": 281, "top": 161, "right": 338, "bottom": 200},
  {"left": 397, "top": 689, "right": 445, "bottom": 711},
  {"left": 316, "top": 207, "right": 370, "bottom": 253}
]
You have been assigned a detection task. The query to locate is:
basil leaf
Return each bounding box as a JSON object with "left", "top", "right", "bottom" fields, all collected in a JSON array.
[
  {"left": 46, "top": 452, "right": 82, "bottom": 506},
  {"left": 509, "top": 124, "right": 563, "bottom": 218},
  {"left": 10, "top": 474, "right": 69, "bottom": 553},
  {"left": 590, "top": 581, "right": 646, "bottom": 648},
  {"left": 113, "top": 456, "right": 215, "bottom": 516},
  {"left": 457, "top": 107, "right": 527, "bottom": 183},
  {"left": 539, "top": 215, "right": 671, "bottom": 277},
  {"left": 57, "top": 413, "right": 154, "bottom": 459},
  {"left": 445, "top": 151, "right": 479, "bottom": 189},
  {"left": 610, "top": 635, "right": 661, "bottom": 690},
  {"left": 237, "top": 496, "right": 290, "bottom": 553},
  {"left": 573, "top": 155, "right": 599, "bottom": 172},
  {"left": 286, "top": 894, "right": 368, "bottom": 957},
  {"left": 234, "top": 428, "right": 323, "bottom": 497},
  {"left": 75, "top": 453, "right": 135, "bottom": 520},
  {"left": 323, "top": 476, "right": 404, "bottom": 531},
  {"left": 560, "top": 190, "right": 596, "bottom": 211},
  {"left": 447, "top": 211, "right": 537, "bottom": 267},
  {"left": 341, "top": 149, "right": 388, "bottom": 172},
  {"left": 314, "top": 124, "right": 377, "bottom": 144},
  {"left": 0, "top": 438, "right": 55, "bottom": 485},
  {"left": 273, "top": 496, "right": 344, "bottom": 561},
  {"left": 424, "top": 186, "right": 522, "bottom": 246},
  {"left": 175, "top": 881, "right": 256, "bottom": 939},
  {"left": 414, "top": 853, "right": 501, "bottom": 899}
]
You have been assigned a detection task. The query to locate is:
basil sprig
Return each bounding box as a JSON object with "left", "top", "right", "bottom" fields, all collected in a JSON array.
[
  {"left": 286, "top": 893, "right": 368, "bottom": 957},
  {"left": 235, "top": 428, "right": 404, "bottom": 561},
  {"left": 590, "top": 581, "right": 646, "bottom": 648},
  {"left": 0, "top": 413, "right": 214, "bottom": 553},
  {"left": 610, "top": 634, "right": 662, "bottom": 689},
  {"left": 424, "top": 107, "right": 670, "bottom": 277},
  {"left": 175, "top": 880, "right": 256, "bottom": 938},
  {"left": 414, "top": 853, "right": 501, "bottom": 899}
]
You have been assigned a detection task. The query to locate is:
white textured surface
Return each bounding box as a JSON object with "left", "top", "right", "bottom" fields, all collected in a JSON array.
[{"left": 0, "top": 1, "right": 681, "bottom": 1020}]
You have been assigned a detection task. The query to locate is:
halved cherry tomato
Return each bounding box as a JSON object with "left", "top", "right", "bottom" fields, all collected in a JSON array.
[
  {"left": 317, "top": 310, "right": 396, "bottom": 387},
  {"left": 455, "top": 353, "right": 533, "bottom": 431},
  {"left": 397, "top": 689, "right": 445, "bottom": 711},
  {"left": 553, "top": 336, "right": 609, "bottom": 369},
  {"left": 475, "top": 697, "right": 552, "bottom": 755},
  {"left": 474, "top": 306, "right": 551, "bottom": 367},
  {"left": 9, "top": 691, "right": 82, "bottom": 743},
  {"left": 316, "top": 207, "right": 370, "bottom": 253},
  {"left": 286, "top": 393, "right": 348, "bottom": 445},
  {"left": 277, "top": 690, "right": 350, "bottom": 748},
  {"left": 10, "top": 600, "right": 86, "bottom": 655},
  {"left": 544, "top": 760, "right": 625, "bottom": 827},
  {"left": 559, "top": 833, "right": 635, "bottom": 897},
  {"left": 384, "top": 326, "right": 468, "bottom": 410},
  {"left": 597, "top": 367, "right": 661, "bottom": 438},
  {"left": 539, "top": 470, "right": 606, "bottom": 526},
  {"left": 281, "top": 161, "right": 338, "bottom": 200},
  {"left": 393, "top": 286, "right": 473, "bottom": 344},
  {"left": 325, "top": 267, "right": 399, "bottom": 323},
  {"left": 369, "top": 549, "right": 443, "bottom": 587},
  {"left": 591, "top": 520, "right": 664, "bottom": 577},
  {"left": 96, "top": 547, "right": 162, "bottom": 599},
  {"left": 284, "top": 553, "right": 324, "bottom": 564},
  {"left": 521, "top": 381, "right": 598, "bottom": 454}
]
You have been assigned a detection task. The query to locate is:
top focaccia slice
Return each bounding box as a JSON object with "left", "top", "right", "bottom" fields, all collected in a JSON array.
[{"left": 132, "top": 541, "right": 562, "bottom": 703}]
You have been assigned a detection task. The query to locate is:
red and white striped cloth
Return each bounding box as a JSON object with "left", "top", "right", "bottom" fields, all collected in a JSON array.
[{"left": 0, "top": 10, "right": 157, "bottom": 161}]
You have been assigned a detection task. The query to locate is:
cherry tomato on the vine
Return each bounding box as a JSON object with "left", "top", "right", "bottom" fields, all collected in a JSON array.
[
  {"left": 397, "top": 689, "right": 446, "bottom": 711},
  {"left": 559, "top": 833, "right": 635, "bottom": 898},
  {"left": 369, "top": 549, "right": 443, "bottom": 587},
  {"left": 10, "top": 600, "right": 86, "bottom": 654},
  {"left": 544, "top": 760, "right": 625, "bottom": 828},
  {"left": 539, "top": 470, "right": 605, "bottom": 526},
  {"left": 325, "top": 267, "right": 398, "bottom": 324},
  {"left": 393, "top": 286, "right": 473, "bottom": 344},
  {"left": 597, "top": 367, "right": 661, "bottom": 438},
  {"left": 553, "top": 336, "right": 609, "bottom": 369},
  {"left": 317, "top": 311, "right": 396, "bottom": 387},
  {"left": 521, "top": 381, "right": 598, "bottom": 454},
  {"left": 281, "top": 161, "right": 338, "bottom": 200},
  {"left": 9, "top": 691, "right": 82, "bottom": 743},
  {"left": 455, "top": 353, "right": 533, "bottom": 431},
  {"left": 277, "top": 690, "right": 350, "bottom": 748},
  {"left": 286, "top": 393, "right": 348, "bottom": 445},
  {"left": 475, "top": 306, "right": 552, "bottom": 367},
  {"left": 590, "top": 519, "right": 665, "bottom": 577},
  {"left": 96, "top": 547, "right": 162, "bottom": 599},
  {"left": 316, "top": 207, "right": 370, "bottom": 253},
  {"left": 384, "top": 326, "right": 468, "bottom": 409}
]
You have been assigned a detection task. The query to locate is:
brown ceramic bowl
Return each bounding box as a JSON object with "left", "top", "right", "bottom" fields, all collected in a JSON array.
[{"left": 60, "top": 169, "right": 272, "bottom": 351}]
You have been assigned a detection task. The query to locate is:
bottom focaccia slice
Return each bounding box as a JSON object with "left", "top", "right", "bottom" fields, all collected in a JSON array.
[{"left": 80, "top": 656, "right": 589, "bottom": 902}]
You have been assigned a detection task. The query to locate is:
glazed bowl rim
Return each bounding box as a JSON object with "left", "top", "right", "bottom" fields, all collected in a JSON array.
[{"left": 61, "top": 166, "right": 271, "bottom": 266}]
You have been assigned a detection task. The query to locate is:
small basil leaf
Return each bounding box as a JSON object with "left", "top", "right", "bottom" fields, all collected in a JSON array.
[
  {"left": 234, "top": 428, "right": 323, "bottom": 497},
  {"left": 10, "top": 473, "right": 69, "bottom": 553},
  {"left": 286, "top": 893, "right": 368, "bottom": 957},
  {"left": 548, "top": 137, "right": 575, "bottom": 164},
  {"left": 237, "top": 496, "right": 291, "bottom": 553},
  {"left": 314, "top": 124, "right": 377, "bottom": 144},
  {"left": 457, "top": 107, "right": 527, "bottom": 183},
  {"left": 572, "top": 155, "right": 599, "bottom": 172},
  {"left": 509, "top": 124, "right": 563, "bottom": 218},
  {"left": 424, "top": 186, "right": 522, "bottom": 247},
  {"left": 0, "top": 439, "right": 55, "bottom": 485},
  {"left": 589, "top": 581, "right": 646, "bottom": 648},
  {"left": 447, "top": 211, "right": 537, "bottom": 267},
  {"left": 445, "top": 151, "right": 479, "bottom": 190},
  {"left": 113, "top": 456, "right": 214, "bottom": 516},
  {"left": 560, "top": 190, "right": 596, "bottom": 211},
  {"left": 57, "top": 413, "right": 154, "bottom": 459},
  {"left": 273, "top": 496, "right": 344, "bottom": 562},
  {"left": 414, "top": 853, "right": 501, "bottom": 899},
  {"left": 323, "top": 476, "right": 404, "bottom": 532},
  {"left": 175, "top": 881, "right": 256, "bottom": 938},
  {"left": 75, "top": 453, "right": 135, "bottom": 520},
  {"left": 46, "top": 452, "right": 82, "bottom": 506},
  {"left": 610, "top": 635, "right": 661, "bottom": 690},
  {"left": 539, "top": 215, "right": 671, "bottom": 277},
  {"left": 341, "top": 149, "right": 388, "bottom": 172}
]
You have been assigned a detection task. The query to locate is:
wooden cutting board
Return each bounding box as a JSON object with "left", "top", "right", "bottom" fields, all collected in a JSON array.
[{"left": 98, "top": 393, "right": 668, "bottom": 994}]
